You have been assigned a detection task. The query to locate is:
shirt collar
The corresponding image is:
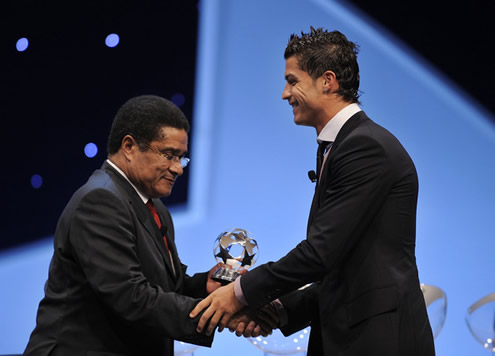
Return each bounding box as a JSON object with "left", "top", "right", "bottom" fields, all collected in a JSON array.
[
  {"left": 106, "top": 159, "right": 149, "bottom": 204},
  {"left": 317, "top": 103, "right": 361, "bottom": 144}
]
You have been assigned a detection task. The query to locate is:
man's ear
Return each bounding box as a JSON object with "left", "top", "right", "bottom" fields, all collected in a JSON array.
[
  {"left": 121, "top": 135, "right": 136, "bottom": 160},
  {"left": 322, "top": 70, "right": 338, "bottom": 93}
]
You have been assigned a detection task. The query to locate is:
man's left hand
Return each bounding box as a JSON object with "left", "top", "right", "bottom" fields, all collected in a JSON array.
[{"left": 206, "top": 263, "right": 224, "bottom": 294}]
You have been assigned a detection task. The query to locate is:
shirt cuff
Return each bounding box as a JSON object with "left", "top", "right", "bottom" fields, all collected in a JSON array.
[{"left": 234, "top": 275, "right": 248, "bottom": 306}]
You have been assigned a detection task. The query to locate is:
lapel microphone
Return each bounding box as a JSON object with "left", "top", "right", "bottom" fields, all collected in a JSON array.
[{"left": 308, "top": 170, "right": 317, "bottom": 183}]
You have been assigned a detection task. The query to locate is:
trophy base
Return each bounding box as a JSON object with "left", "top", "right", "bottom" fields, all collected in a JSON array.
[{"left": 212, "top": 266, "right": 241, "bottom": 284}]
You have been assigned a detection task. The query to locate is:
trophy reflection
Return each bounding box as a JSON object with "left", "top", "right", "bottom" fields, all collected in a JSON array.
[
  {"left": 212, "top": 228, "right": 258, "bottom": 283},
  {"left": 420, "top": 283, "right": 447, "bottom": 338},
  {"left": 465, "top": 291, "right": 495, "bottom": 354}
]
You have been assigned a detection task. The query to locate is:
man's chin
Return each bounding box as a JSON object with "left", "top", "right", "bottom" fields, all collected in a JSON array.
[
  {"left": 159, "top": 189, "right": 172, "bottom": 198},
  {"left": 294, "top": 117, "right": 311, "bottom": 127},
  {"left": 151, "top": 187, "right": 172, "bottom": 199}
]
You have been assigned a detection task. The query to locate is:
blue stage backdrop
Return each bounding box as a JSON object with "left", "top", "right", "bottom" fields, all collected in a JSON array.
[{"left": 1, "top": 1, "right": 494, "bottom": 355}]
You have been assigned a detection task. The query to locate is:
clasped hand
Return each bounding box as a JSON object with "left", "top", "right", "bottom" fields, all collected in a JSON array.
[{"left": 192, "top": 277, "right": 278, "bottom": 337}]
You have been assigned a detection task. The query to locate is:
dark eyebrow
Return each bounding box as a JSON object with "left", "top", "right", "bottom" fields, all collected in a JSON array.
[{"left": 285, "top": 74, "right": 297, "bottom": 81}]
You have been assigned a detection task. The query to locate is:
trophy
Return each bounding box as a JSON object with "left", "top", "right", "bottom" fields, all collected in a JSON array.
[
  {"left": 420, "top": 283, "right": 447, "bottom": 338},
  {"left": 465, "top": 291, "right": 495, "bottom": 354},
  {"left": 212, "top": 228, "right": 258, "bottom": 283}
]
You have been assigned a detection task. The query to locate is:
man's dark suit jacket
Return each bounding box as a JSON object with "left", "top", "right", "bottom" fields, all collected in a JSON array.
[
  {"left": 24, "top": 162, "right": 212, "bottom": 356},
  {"left": 241, "top": 112, "right": 435, "bottom": 355}
]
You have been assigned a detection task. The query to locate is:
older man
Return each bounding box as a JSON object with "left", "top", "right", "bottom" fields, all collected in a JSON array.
[{"left": 24, "top": 95, "right": 260, "bottom": 356}]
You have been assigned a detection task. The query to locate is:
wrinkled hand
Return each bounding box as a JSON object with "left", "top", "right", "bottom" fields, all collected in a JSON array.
[
  {"left": 255, "top": 302, "right": 280, "bottom": 330},
  {"left": 225, "top": 310, "right": 261, "bottom": 337},
  {"left": 189, "top": 282, "right": 243, "bottom": 335},
  {"left": 226, "top": 308, "right": 275, "bottom": 337}
]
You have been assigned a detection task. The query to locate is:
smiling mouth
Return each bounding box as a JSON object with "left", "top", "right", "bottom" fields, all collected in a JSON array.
[{"left": 290, "top": 101, "right": 299, "bottom": 110}]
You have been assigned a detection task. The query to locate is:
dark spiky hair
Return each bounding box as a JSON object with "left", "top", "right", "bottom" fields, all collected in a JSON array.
[{"left": 284, "top": 27, "right": 361, "bottom": 103}]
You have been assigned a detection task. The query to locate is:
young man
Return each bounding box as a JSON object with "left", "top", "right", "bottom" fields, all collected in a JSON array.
[{"left": 191, "top": 28, "right": 435, "bottom": 355}]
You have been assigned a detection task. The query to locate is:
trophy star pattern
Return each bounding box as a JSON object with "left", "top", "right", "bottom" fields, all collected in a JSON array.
[
  {"left": 213, "top": 228, "right": 258, "bottom": 269},
  {"left": 240, "top": 251, "right": 255, "bottom": 267},
  {"left": 215, "top": 245, "right": 232, "bottom": 263}
]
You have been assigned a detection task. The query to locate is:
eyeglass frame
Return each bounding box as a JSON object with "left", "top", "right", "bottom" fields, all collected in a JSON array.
[{"left": 140, "top": 142, "right": 190, "bottom": 168}]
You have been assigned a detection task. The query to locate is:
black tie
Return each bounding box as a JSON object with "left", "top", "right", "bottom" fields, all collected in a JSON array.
[{"left": 316, "top": 141, "right": 330, "bottom": 180}]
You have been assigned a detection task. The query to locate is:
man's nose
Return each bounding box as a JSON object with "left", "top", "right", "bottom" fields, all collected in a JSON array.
[
  {"left": 281, "top": 83, "right": 290, "bottom": 100},
  {"left": 169, "top": 160, "right": 183, "bottom": 176}
]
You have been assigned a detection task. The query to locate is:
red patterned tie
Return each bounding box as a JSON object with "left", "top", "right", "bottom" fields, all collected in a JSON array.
[{"left": 145, "top": 199, "right": 170, "bottom": 251}]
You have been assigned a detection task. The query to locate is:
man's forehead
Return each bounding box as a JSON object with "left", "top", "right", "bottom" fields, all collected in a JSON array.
[
  {"left": 285, "top": 57, "right": 304, "bottom": 75},
  {"left": 157, "top": 126, "right": 188, "bottom": 137},
  {"left": 155, "top": 127, "right": 188, "bottom": 144}
]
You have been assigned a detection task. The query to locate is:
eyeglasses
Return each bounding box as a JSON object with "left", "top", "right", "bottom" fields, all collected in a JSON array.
[{"left": 142, "top": 143, "right": 190, "bottom": 168}]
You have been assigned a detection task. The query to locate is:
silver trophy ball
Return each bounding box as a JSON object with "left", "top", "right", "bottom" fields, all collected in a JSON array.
[{"left": 212, "top": 228, "right": 259, "bottom": 283}]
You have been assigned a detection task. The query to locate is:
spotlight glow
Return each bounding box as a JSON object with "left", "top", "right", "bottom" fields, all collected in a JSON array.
[
  {"left": 16, "top": 37, "right": 29, "bottom": 52},
  {"left": 30, "top": 174, "right": 43, "bottom": 189},
  {"left": 171, "top": 93, "right": 186, "bottom": 107},
  {"left": 105, "top": 33, "right": 120, "bottom": 48},
  {"left": 84, "top": 142, "right": 98, "bottom": 158}
]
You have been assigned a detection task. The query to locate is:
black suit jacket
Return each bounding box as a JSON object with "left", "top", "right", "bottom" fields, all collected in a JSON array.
[
  {"left": 24, "top": 162, "right": 212, "bottom": 356},
  {"left": 241, "top": 112, "right": 435, "bottom": 355}
]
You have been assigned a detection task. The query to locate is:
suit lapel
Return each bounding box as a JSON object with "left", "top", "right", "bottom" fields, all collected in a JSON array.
[
  {"left": 149, "top": 198, "right": 180, "bottom": 282},
  {"left": 158, "top": 218, "right": 184, "bottom": 289},
  {"left": 307, "top": 112, "right": 370, "bottom": 228},
  {"left": 152, "top": 202, "right": 185, "bottom": 289},
  {"left": 102, "top": 162, "right": 178, "bottom": 280}
]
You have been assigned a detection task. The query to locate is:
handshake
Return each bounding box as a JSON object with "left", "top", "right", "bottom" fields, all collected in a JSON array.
[{"left": 190, "top": 263, "right": 280, "bottom": 338}]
